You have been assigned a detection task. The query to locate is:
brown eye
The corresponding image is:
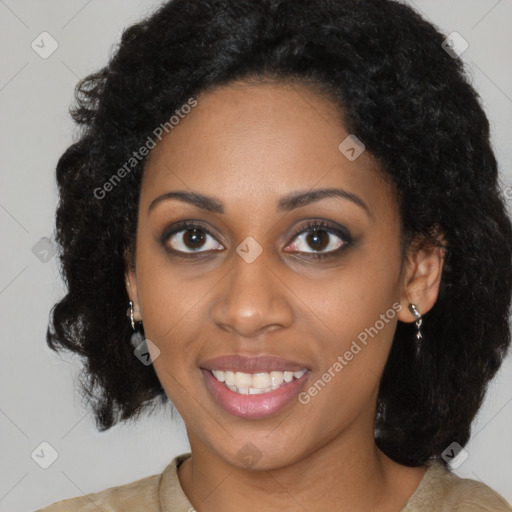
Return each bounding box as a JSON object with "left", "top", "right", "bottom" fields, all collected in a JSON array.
[
  {"left": 182, "top": 228, "right": 207, "bottom": 250},
  {"left": 305, "top": 230, "right": 330, "bottom": 251},
  {"left": 290, "top": 229, "right": 344, "bottom": 254},
  {"left": 163, "top": 224, "right": 224, "bottom": 254},
  {"left": 285, "top": 221, "right": 350, "bottom": 257}
]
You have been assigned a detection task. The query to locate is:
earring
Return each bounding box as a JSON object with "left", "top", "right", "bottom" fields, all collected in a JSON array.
[
  {"left": 129, "top": 300, "right": 136, "bottom": 330},
  {"left": 128, "top": 301, "right": 145, "bottom": 348},
  {"left": 408, "top": 303, "right": 423, "bottom": 340}
]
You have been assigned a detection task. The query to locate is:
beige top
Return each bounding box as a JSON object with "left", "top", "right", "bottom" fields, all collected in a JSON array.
[{"left": 37, "top": 453, "right": 511, "bottom": 511}]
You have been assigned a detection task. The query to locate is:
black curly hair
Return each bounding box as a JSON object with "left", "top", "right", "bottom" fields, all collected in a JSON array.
[{"left": 47, "top": 0, "right": 512, "bottom": 467}]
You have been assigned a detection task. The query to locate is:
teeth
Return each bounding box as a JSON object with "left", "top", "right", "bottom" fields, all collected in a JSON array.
[
  {"left": 212, "top": 370, "right": 225, "bottom": 382},
  {"left": 252, "top": 373, "right": 271, "bottom": 389},
  {"left": 270, "top": 371, "right": 284, "bottom": 389},
  {"left": 235, "top": 371, "right": 252, "bottom": 388},
  {"left": 248, "top": 387, "right": 267, "bottom": 395},
  {"left": 210, "top": 369, "right": 307, "bottom": 395}
]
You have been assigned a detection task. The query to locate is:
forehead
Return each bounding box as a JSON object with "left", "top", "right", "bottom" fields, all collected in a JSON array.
[{"left": 140, "top": 81, "right": 395, "bottom": 219}]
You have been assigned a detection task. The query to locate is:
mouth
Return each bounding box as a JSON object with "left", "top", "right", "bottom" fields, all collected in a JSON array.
[{"left": 200, "top": 355, "right": 310, "bottom": 419}]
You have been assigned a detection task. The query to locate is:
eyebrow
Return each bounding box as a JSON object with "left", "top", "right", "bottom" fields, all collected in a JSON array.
[{"left": 148, "top": 187, "right": 370, "bottom": 216}]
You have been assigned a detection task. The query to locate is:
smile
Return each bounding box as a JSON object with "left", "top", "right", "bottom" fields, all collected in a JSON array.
[{"left": 210, "top": 369, "right": 308, "bottom": 395}]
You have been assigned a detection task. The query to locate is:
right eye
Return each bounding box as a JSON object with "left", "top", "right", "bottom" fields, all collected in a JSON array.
[{"left": 163, "top": 223, "right": 224, "bottom": 256}]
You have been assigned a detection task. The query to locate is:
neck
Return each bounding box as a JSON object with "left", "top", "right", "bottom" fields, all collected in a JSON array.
[{"left": 178, "top": 421, "right": 425, "bottom": 512}]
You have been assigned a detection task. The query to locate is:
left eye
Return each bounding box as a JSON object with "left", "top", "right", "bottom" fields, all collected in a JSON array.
[{"left": 286, "top": 226, "right": 348, "bottom": 254}]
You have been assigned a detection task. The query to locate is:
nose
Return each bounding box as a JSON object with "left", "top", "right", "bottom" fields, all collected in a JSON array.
[{"left": 210, "top": 249, "right": 294, "bottom": 339}]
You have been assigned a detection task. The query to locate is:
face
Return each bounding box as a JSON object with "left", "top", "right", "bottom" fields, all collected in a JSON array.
[{"left": 126, "top": 81, "right": 427, "bottom": 470}]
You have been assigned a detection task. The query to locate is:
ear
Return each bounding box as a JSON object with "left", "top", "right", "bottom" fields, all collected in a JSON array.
[
  {"left": 125, "top": 264, "right": 143, "bottom": 323},
  {"left": 396, "top": 233, "right": 446, "bottom": 323}
]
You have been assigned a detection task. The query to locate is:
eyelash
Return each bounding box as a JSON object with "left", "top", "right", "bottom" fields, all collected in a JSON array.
[
  {"left": 287, "top": 220, "right": 353, "bottom": 259},
  {"left": 161, "top": 219, "right": 353, "bottom": 260}
]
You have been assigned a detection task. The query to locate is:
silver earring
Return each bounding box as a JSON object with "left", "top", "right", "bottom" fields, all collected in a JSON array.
[
  {"left": 408, "top": 303, "right": 423, "bottom": 340},
  {"left": 129, "top": 301, "right": 145, "bottom": 348},
  {"left": 129, "top": 300, "right": 136, "bottom": 330}
]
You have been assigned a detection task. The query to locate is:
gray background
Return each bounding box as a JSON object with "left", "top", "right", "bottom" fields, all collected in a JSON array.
[{"left": 1, "top": 1, "right": 511, "bottom": 510}]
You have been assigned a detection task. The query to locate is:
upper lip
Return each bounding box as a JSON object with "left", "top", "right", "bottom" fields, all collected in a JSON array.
[{"left": 200, "top": 354, "right": 309, "bottom": 373}]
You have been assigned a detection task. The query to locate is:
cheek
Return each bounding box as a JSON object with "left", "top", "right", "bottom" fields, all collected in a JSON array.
[
  {"left": 296, "top": 286, "right": 401, "bottom": 433},
  {"left": 134, "top": 247, "right": 211, "bottom": 363},
  {"left": 135, "top": 257, "right": 208, "bottom": 410},
  {"left": 297, "top": 238, "right": 403, "bottom": 391},
  {"left": 307, "top": 243, "right": 402, "bottom": 337}
]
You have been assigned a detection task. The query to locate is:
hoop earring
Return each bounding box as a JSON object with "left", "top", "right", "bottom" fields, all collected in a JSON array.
[{"left": 408, "top": 303, "right": 423, "bottom": 340}]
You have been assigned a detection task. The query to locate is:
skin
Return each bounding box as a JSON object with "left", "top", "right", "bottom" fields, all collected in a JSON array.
[{"left": 125, "top": 81, "right": 445, "bottom": 511}]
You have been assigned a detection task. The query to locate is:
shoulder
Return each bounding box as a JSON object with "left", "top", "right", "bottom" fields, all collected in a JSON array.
[
  {"left": 404, "top": 460, "right": 512, "bottom": 512},
  {"left": 35, "top": 453, "right": 193, "bottom": 512},
  {"left": 35, "top": 472, "right": 161, "bottom": 512},
  {"left": 443, "top": 476, "right": 512, "bottom": 512}
]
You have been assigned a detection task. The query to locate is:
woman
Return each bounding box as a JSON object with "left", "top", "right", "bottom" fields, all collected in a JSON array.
[{"left": 39, "top": 0, "right": 512, "bottom": 510}]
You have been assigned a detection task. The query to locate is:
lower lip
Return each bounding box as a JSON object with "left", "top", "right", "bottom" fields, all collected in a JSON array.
[{"left": 202, "top": 369, "right": 309, "bottom": 419}]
